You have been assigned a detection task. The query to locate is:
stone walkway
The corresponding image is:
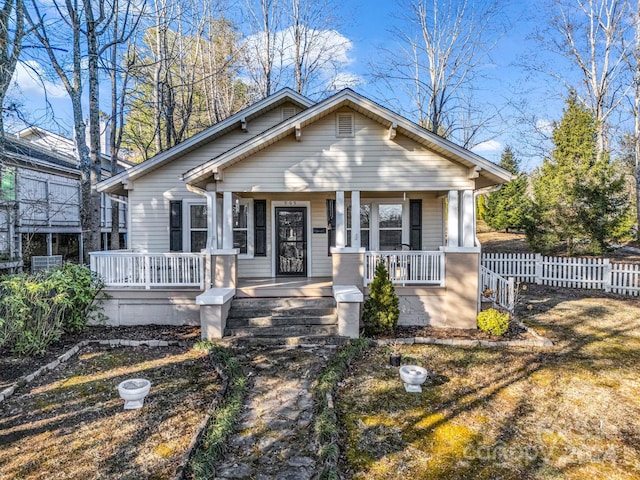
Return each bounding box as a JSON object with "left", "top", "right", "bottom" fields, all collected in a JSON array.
[{"left": 214, "top": 343, "right": 336, "bottom": 479}]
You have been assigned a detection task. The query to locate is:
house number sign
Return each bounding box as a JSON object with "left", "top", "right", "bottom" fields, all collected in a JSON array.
[{"left": 283, "top": 201, "right": 298, "bottom": 206}]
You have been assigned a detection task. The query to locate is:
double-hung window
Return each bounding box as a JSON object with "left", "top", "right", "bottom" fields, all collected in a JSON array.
[
  {"left": 346, "top": 203, "right": 371, "bottom": 249},
  {"left": 232, "top": 199, "right": 253, "bottom": 257},
  {"left": 188, "top": 203, "right": 207, "bottom": 252},
  {"left": 378, "top": 204, "right": 403, "bottom": 251}
]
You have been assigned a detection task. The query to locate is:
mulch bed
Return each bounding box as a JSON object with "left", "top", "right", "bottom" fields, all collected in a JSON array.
[{"left": 0, "top": 325, "right": 200, "bottom": 391}]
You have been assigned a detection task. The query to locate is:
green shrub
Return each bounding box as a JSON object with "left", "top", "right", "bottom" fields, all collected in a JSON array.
[
  {"left": 362, "top": 261, "right": 399, "bottom": 336},
  {"left": 477, "top": 308, "right": 510, "bottom": 336},
  {"left": 0, "top": 264, "right": 105, "bottom": 356}
]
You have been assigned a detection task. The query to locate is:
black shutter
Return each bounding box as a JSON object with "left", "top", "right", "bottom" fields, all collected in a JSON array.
[
  {"left": 254, "top": 200, "right": 267, "bottom": 256},
  {"left": 327, "top": 199, "right": 336, "bottom": 255},
  {"left": 169, "top": 200, "right": 183, "bottom": 251},
  {"left": 410, "top": 199, "right": 422, "bottom": 251}
]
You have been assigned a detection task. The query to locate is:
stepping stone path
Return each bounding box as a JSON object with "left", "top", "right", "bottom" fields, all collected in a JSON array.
[{"left": 214, "top": 343, "right": 336, "bottom": 479}]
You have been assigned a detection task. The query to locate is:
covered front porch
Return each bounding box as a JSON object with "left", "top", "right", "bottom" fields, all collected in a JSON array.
[{"left": 91, "top": 187, "right": 486, "bottom": 336}]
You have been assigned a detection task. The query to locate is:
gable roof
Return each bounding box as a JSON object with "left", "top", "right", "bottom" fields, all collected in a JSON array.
[
  {"left": 3, "top": 133, "right": 80, "bottom": 176},
  {"left": 181, "top": 88, "right": 514, "bottom": 188},
  {"left": 98, "top": 88, "right": 314, "bottom": 194}
]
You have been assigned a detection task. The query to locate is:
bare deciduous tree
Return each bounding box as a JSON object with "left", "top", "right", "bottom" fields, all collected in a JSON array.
[
  {"left": 374, "top": 0, "right": 505, "bottom": 147},
  {"left": 534, "top": 0, "right": 629, "bottom": 159},
  {"left": 0, "top": 0, "right": 25, "bottom": 158},
  {"left": 25, "top": 0, "right": 141, "bottom": 260}
]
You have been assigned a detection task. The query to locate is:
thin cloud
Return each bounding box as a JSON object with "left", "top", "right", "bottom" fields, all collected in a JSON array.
[
  {"left": 10, "top": 61, "right": 68, "bottom": 99},
  {"left": 472, "top": 139, "right": 503, "bottom": 154}
]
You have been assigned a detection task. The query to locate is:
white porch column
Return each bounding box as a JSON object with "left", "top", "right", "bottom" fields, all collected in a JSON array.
[
  {"left": 205, "top": 190, "right": 218, "bottom": 250},
  {"left": 350, "top": 190, "right": 360, "bottom": 248},
  {"left": 447, "top": 190, "right": 459, "bottom": 247},
  {"left": 461, "top": 189, "right": 475, "bottom": 247},
  {"left": 222, "top": 191, "right": 234, "bottom": 250},
  {"left": 335, "top": 190, "right": 345, "bottom": 248}
]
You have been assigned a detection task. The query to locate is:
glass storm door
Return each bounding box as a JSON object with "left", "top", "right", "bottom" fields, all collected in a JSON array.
[{"left": 276, "top": 207, "right": 307, "bottom": 276}]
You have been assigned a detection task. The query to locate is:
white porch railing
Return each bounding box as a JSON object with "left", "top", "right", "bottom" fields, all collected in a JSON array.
[
  {"left": 364, "top": 251, "right": 445, "bottom": 286},
  {"left": 90, "top": 251, "right": 205, "bottom": 289},
  {"left": 480, "top": 265, "right": 515, "bottom": 312}
]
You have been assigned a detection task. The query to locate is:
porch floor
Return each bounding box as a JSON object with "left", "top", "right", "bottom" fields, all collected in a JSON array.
[{"left": 236, "top": 277, "right": 333, "bottom": 298}]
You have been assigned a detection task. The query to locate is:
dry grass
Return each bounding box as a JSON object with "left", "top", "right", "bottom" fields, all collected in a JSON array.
[
  {"left": 0, "top": 345, "right": 221, "bottom": 480},
  {"left": 338, "top": 287, "right": 640, "bottom": 479}
]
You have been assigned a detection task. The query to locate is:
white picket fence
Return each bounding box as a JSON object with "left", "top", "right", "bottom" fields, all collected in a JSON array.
[{"left": 482, "top": 253, "right": 640, "bottom": 296}]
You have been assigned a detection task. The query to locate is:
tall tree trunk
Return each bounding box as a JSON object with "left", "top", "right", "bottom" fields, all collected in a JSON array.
[
  {"left": 84, "top": 0, "right": 102, "bottom": 260},
  {"left": 636, "top": 0, "right": 640, "bottom": 241}
]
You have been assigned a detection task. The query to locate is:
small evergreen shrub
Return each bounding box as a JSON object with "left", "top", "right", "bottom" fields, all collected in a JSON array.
[
  {"left": 477, "top": 308, "right": 510, "bottom": 336},
  {"left": 362, "top": 261, "right": 399, "bottom": 336},
  {"left": 0, "top": 264, "right": 105, "bottom": 356}
]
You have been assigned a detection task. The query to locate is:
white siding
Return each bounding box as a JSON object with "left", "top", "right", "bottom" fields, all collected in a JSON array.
[
  {"left": 128, "top": 105, "right": 295, "bottom": 252},
  {"left": 420, "top": 193, "right": 445, "bottom": 249},
  {"left": 218, "top": 109, "right": 474, "bottom": 193}
]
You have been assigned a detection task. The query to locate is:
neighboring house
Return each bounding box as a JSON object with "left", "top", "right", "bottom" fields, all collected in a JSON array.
[
  {"left": 0, "top": 128, "right": 128, "bottom": 272},
  {"left": 94, "top": 88, "right": 513, "bottom": 336}
]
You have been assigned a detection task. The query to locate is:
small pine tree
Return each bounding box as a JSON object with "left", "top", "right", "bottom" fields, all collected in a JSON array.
[
  {"left": 362, "top": 261, "right": 399, "bottom": 336},
  {"left": 526, "top": 93, "right": 630, "bottom": 254},
  {"left": 483, "top": 147, "right": 528, "bottom": 232}
]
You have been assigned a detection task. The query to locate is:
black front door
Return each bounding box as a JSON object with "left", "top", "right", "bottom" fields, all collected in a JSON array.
[{"left": 276, "top": 207, "right": 307, "bottom": 276}]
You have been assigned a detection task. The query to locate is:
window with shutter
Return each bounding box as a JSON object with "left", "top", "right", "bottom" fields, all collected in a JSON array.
[{"left": 336, "top": 113, "right": 354, "bottom": 137}]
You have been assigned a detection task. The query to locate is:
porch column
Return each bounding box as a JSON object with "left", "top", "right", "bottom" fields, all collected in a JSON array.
[
  {"left": 205, "top": 189, "right": 218, "bottom": 250},
  {"left": 461, "top": 189, "right": 475, "bottom": 247},
  {"left": 335, "top": 190, "right": 345, "bottom": 248},
  {"left": 447, "top": 190, "right": 459, "bottom": 247},
  {"left": 350, "top": 190, "right": 360, "bottom": 248},
  {"left": 222, "top": 191, "right": 233, "bottom": 250}
]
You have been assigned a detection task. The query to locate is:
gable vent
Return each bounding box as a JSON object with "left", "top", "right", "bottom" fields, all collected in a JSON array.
[
  {"left": 282, "top": 106, "right": 297, "bottom": 120},
  {"left": 336, "top": 113, "right": 354, "bottom": 137}
]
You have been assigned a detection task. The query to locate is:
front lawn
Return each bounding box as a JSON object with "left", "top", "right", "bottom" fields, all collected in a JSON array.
[
  {"left": 338, "top": 287, "right": 640, "bottom": 479},
  {"left": 0, "top": 344, "right": 221, "bottom": 479}
]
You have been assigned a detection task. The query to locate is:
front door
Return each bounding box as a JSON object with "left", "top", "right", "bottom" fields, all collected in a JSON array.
[{"left": 276, "top": 207, "right": 307, "bottom": 276}]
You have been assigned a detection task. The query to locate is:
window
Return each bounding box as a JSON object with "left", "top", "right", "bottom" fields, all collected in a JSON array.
[
  {"left": 378, "top": 204, "right": 403, "bottom": 250},
  {"left": 189, "top": 204, "right": 207, "bottom": 252},
  {"left": 344, "top": 199, "right": 409, "bottom": 251},
  {"left": 336, "top": 113, "right": 354, "bottom": 137},
  {"left": 0, "top": 167, "right": 15, "bottom": 201},
  {"left": 233, "top": 200, "right": 253, "bottom": 255},
  {"left": 346, "top": 203, "right": 371, "bottom": 249}
]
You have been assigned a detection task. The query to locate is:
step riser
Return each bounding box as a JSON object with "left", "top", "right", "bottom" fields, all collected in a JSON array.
[
  {"left": 227, "top": 316, "right": 337, "bottom": 328},
  {"left": 228, "top": 308, "right": 336, "bottom": 319},
  {"left": 225, "top": 325, "right": 338, "bottom": 337},
  {"left": 230, "top": 298, "right": 336, "bottom": 309}
]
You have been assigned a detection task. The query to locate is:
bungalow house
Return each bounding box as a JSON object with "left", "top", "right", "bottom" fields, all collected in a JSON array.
[{"left": 93, "top": 88, "right": 513, "bottom": 338}]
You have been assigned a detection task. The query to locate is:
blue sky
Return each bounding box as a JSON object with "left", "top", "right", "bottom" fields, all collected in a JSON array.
[{"left": 6, "top": 0, "right": 574, "bottom": 170}]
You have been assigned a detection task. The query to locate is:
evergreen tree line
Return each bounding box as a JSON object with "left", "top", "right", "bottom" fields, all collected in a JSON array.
[{"left": 481, "top": 93, "right": 633, "bottom": 256}]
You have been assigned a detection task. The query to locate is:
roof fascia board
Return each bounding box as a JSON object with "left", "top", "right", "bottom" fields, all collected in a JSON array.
[{"left": 98, "top": 88, "right": 314, "bottom": 193}]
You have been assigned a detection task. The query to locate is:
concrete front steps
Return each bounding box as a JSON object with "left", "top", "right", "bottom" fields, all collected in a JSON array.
[{"left": 224, "top": 297, "right": 340, "bottom": 339}]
